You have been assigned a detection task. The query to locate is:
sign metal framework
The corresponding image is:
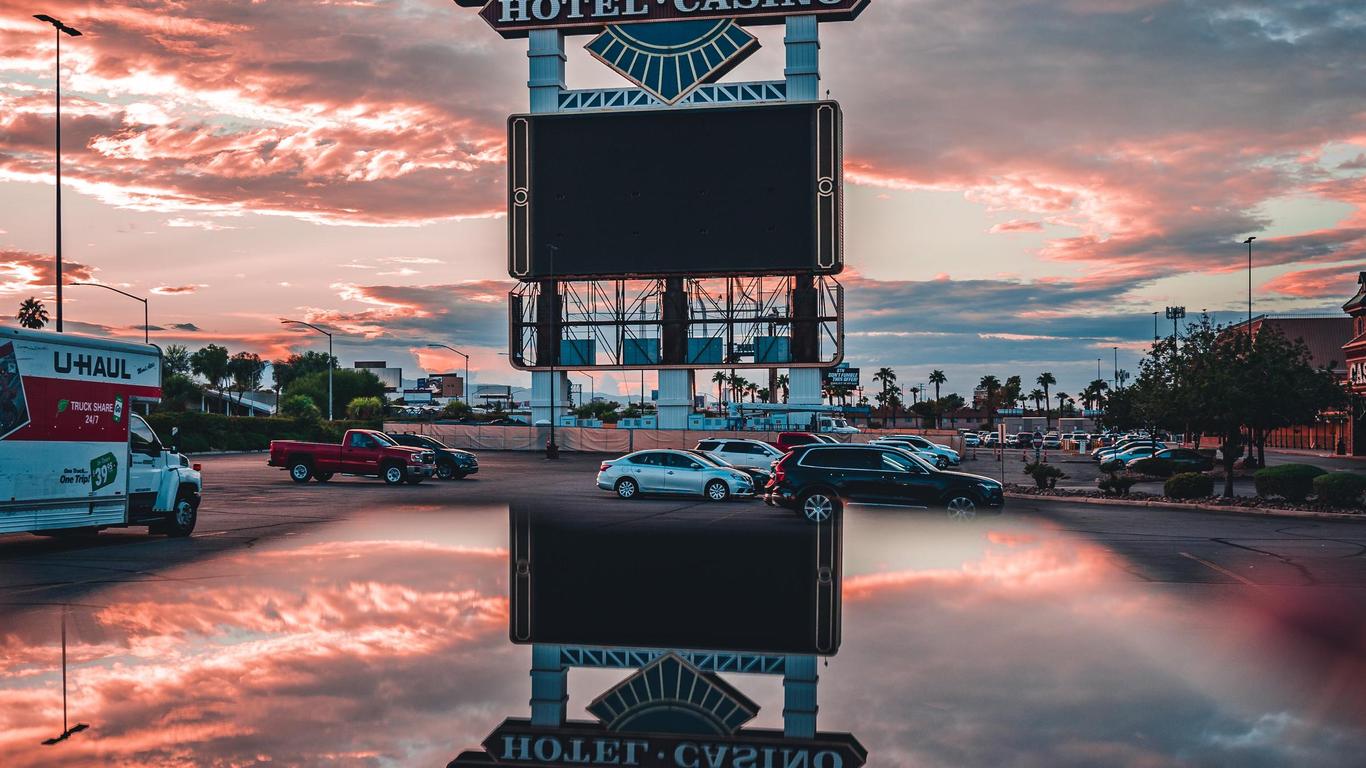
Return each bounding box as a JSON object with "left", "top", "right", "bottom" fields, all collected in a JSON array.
[{"left": 460, "top": 0, "right": 871, "bottom": 38}]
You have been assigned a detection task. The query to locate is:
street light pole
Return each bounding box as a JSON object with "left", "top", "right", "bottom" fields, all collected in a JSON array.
[
  {"left": 1151, "top": 311, "right": 1158, "bottom": 342},
  {"left": 34, "top": 15, "right": 80, "bottom": 333},
  {"left": 70, "top": 283, "right": 147, "bottom": 343},
  {"left": 1112, "top": 346, "right": 1118, "bottom": 390},
  {"left": 281, "top": 320, "right": 334, "bottom": 420},
  {"left": 1244, "top": 236, "right": 1256, "bottom": 332},
  {"left": 426, "top": 343, "right": 470, "bottom": 403}
]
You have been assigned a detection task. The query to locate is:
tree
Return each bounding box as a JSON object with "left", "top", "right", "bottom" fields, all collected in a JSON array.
[
  {"left": 16, "top": 297, "right": 48, "bottom": 329},
  {"left": 1028, "top": 388, "right": 1045, "bottom": 413},
  {"left": 159, "top": 374, "right": 202, "bottom": 412},
  {"left": 745, "top": 381, "right": 759, "bottom": 402},
  {"left": 271, "top": 350, "right": 338, "bottom": 394},
  {"left": 1003, "top": 375, "right": 1023, "bottom": 413},
  {"left": 928, "top": 370, "right": 947, "bottom": 429},
  {"left": 1242, "top": 323, "right": 1345, "bottom": 468},
  {"left": 346, "top": 396, "right": 385, "bottom": 420},
  {"left": 1054, "top": 391, "right": 1069, "bottom": 420},
  {"left": 1036, "top": 371, "right": 1056, "bottom": 427},
  {"left": 978, "top": 375, "right": 1001, "bottom": 426},
  {"left": 280, "top": 394, "right": 321, "bottom": 420},
  {"left": 227, "top": 352, "right": 266, "bottom": 412},
  {"left": 163, "top": 344, "right": 192, "bottom": 377},
  {"left": 574, "top": 399, "right": 621, "bottom": 423},
  {"left": 776, "top": 373, "right": 789, "bottom": 404},
  {"left": 285, "top": 368, "right": 385, "bottom": 419},
  {"left": 1081, "top": 379, "right": 1109, "bottom": 410},
  {"left": 712, "top": 371, "right": 727, "bottom": 410},
  {"left": 191, "top": 344, "right": 231, "bottom": 412}
]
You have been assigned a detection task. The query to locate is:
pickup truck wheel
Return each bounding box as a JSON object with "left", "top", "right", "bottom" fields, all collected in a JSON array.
[
  {"left": 289, "top": 461, "right": 312, "bottom": 483},
  {"left": 382, "top": 463, "right": 405, "bottom": 486},
  {"left": 314, "top": 472, "right": 334, "bottom": 483}
]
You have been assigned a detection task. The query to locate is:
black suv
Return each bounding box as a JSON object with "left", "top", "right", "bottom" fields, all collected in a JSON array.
[
  {"left": 766, "top": 444, "right": 1004, "bottom": 522},
  {"left": 386, "top": 433, "right": 479, "bottom": 480}
]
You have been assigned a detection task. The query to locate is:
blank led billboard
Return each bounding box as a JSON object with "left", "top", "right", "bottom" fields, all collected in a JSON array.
[{"left": 507, "top": 101, "right": 842, "bottom": 280}]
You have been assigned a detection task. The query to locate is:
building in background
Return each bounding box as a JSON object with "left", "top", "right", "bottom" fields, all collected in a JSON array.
[
  {"left": 1225, "top": 306, "right": 1356, "bottom": 454},
  {"left": 354, "top": 360, "right": 402, "bottom": 394},
  {"left": 1342, "top": 272, "right": 1366, "bottom": 456}
]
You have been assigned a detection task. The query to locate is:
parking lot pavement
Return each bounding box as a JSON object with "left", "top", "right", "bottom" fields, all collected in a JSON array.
[{"left": 0, "top": 450, "right": 1361, "bottom": 605}]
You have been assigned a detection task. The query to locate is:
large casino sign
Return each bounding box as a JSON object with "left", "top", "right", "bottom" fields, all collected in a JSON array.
[{"left": 459, "top": 0, "right": 870, "bottom": 37}]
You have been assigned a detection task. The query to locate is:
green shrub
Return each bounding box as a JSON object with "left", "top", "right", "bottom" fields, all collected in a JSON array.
[
  {"left": 1023, "top": 460, "right": 1065, "bottom": 489},
  {"left": 144, "top": 412, "right": 380, "bottom": 453},
  {"left": 280, "top": 394, "right": 321, "bottom": 420},
  {"left": 1312, "top": 472, "right": 1366, "bottom": 508},
  {"left": 346, "top": 395, "right": 386, "bottom": 420},
  {"left": 1253, "top": 464, "right": 1327, "bottom": 502},
  {"left": 1129, "top": 457, "right": 1174, "bottom": 477},
  {"left": 1097, "top": 472, "right": 1136, "bottom": 496},
  {"left": 1164, "top": 472, "right": 1214, "bottom": 499}
]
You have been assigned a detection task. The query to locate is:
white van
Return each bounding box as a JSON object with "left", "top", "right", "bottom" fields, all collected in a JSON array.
[{"left": 0, "top": 328, "right": 202, "bottom": 537}]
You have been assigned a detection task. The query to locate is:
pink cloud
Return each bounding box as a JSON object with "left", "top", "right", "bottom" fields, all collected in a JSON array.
[{"left": 1261, "top": 264, "right": 1365, "bottom": 299}]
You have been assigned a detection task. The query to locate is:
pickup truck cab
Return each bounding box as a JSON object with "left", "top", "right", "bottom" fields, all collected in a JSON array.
[{"left": 268, "top": 429, "right": 435, "bottom": 485}]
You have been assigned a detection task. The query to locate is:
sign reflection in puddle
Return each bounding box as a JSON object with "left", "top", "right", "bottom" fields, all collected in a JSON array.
[{"left": 0, "top": 507, "right": 1361, "bottom": 766}]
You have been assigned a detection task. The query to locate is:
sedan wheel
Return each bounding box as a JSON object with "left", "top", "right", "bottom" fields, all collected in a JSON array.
[
  {"left": 705, "top": 480, "right": 729, "bottom": 502},
  {"left": 946, "top": 495, "right": 978, "bottom": 521},
  {"left": 615, "top": 477, "right": 638, "bottom": 499},
  {"left": 801, "top": 492, "right": 837, "bottom": 523},
  {"left": 935, "top": 456, "right": 948, "bottom": 469}
]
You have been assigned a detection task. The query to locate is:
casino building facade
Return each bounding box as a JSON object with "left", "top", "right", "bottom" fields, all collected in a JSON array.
[{"left": 1343, "top": 272, "right": 1366, "bottom": 457}]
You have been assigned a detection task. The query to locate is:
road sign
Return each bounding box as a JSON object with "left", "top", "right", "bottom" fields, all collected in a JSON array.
[{"left": 466, "top": 0, "right": 872, "bottom": 38}]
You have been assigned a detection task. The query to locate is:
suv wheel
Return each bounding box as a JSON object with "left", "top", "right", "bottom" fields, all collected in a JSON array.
[
  {"left": 615, "top": 477, "right": 639, "bottom": 499},
  {"left": 704, "top": 480, "right": 729, "bottom": 502},
  {"left": 800, "top": 491, "right": 839, "bottom": 523},
  {"left": 945, "top": 494, "right": 978, "bottom": 520}
]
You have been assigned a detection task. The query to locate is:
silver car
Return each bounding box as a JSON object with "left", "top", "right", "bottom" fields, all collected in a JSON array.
[{"left": 597, "top": 449, "right": 755, "bottom": 501}]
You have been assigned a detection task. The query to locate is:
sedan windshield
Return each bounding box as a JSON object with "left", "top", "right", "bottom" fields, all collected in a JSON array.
[{"left": 371, "top": 432, "right": 398, "bottom": 447}]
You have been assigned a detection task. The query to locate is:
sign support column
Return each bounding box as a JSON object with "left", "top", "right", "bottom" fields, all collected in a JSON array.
[
  {"left": 785, "top": 16, "right": 823, "bottom": 429},
  {"left": 528, "top": 30, "right": 570, "bottom": 430}
]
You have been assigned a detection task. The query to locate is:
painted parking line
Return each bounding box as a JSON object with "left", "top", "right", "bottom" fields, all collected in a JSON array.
[{"left": 1179, "top": 551, "right": 1263, "bottom": 588}]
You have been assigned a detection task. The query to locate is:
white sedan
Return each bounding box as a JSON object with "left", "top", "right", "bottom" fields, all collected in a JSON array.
[{"left": 597, "top": 449, "right": 755, "bottom": 501}]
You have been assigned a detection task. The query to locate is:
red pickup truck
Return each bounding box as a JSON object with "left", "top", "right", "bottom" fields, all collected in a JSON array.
[{"left": 269, "top": 429, "right": 435, "bottom": 485}]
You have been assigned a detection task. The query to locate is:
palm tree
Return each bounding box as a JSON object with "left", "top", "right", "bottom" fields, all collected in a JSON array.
[
  {"left": 928, "top": 370, "right": 947, "bottom": 429},
  {"left": 978, "top": 375, "right": 1001, "bottom": 427},
  {"left": 1028, "top": 388, "right": 1045, "bottom": 412},
  {"left": 729, "top": 373, "right": 747, "bottom": 404},
  {"left": 745, "top": 382, "right": 759, "bottom": 402},
  {"left": 757, "top": 387, "right": 771, "bottom": 403},
  {"left": 776, "top": 373, "right": 789, "bottom": 404},
  {"left": 1036, "top": 371, "right": 1056, "bottom": 428},
  {"left": 1054, "top": 391, "right": 1069, "bottom": 420},
  {"left": 712, "top": 370, "right": 727, "bottom": 410},
  {"left": 1115, "top": 369, "right": 1130, "bottom": 389},
  {"left": 908, "top": 386, "right": 920, "bottom": 406},
  {"left": 16, "top": 297, "right": 48, "bottom": 329}
]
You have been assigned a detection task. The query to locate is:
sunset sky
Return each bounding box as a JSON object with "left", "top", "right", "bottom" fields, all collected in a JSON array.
[{"left": 1, "top": 0, "right": 1363, "bottom": 399}]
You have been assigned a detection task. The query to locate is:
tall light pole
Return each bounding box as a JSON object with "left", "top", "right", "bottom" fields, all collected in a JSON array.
[
  {"left": 281, "top": 319, "right": 333, "bottom": 420},
  {"left": 1151, "top": 311, "right": 1158, "bottom": 342},
  {"left": 1112, "top": 346, "right": 1118, "bottom": 390},
  {"left": 34, "top": 14, "right": 81, "bottom": 333},
  {"left": 70, "top": 283, "right": 147, "bottom": 343},
  {"left": 1243, "top": 236, "right": 1256, "bottom": 331},
  {"left": 426, "top": 343, "right": 469, "bottom": 403}
]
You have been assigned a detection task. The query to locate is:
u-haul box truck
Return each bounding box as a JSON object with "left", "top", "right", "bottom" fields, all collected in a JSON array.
[{"left": 0, "top": 327, "right": 202, "bottom": 537}]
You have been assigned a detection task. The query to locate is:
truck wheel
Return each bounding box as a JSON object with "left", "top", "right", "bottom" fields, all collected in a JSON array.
[
  {"left": 382, "top": 463, "right": 405, "bottom": 486},
  {"left": 289, "top": 460, "right": 312, "bottom": 483},
  {"left": 314, "top": 472, "right": 334, "bottom": 483},
  {"left": 158, "top": 493, "right": 198, "bottom": 537}
]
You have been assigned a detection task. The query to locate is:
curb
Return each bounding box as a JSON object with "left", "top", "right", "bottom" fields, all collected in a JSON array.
[
  {"left": 1004, "top": 491, "right": 1364, "bottom": 521},
  {"left": 187, "top": 450, "right": 270, "bottom": 457}
]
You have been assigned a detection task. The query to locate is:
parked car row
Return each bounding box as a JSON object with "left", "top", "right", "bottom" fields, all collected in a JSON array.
[
  {"left": 267, "top": 429, "right": 478, "bottom": 485},
  {"left": 595, "top": 434, "right": 1004, "bottom": 523}
]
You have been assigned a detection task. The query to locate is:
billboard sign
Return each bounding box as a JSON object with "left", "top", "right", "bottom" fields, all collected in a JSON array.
[
  {"left": 508, "top": 102, "right": 842, "bottom": 280},
  {"left": 823, "top": 363, "right": 859, "bottom": 387},
  {"left": 467, "top": 0, "right": 871, "bottom": 38}
]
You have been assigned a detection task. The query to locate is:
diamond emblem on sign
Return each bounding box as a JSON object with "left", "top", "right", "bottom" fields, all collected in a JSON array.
[{"left": 586, "top": 19, "right": 759, "bottom": 105}]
